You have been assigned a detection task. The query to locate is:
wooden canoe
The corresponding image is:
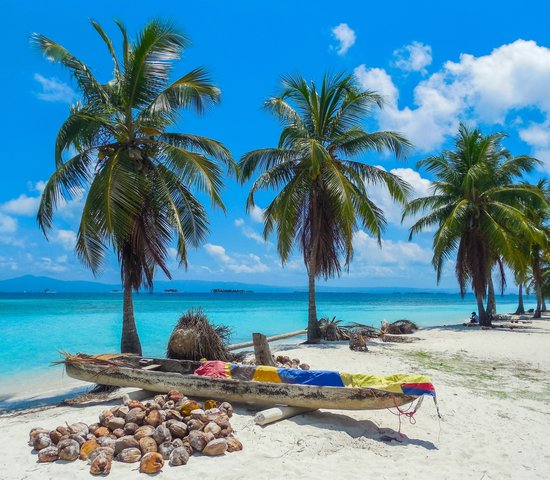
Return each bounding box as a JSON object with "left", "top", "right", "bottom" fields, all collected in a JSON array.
[{"left": 63, "top": 354, "right": 416, "bottom": 411}]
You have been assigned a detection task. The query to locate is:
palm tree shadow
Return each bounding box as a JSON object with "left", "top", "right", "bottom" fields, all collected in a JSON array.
[{"left": 285, "top": 410, "right": 437, "bottom": 450}]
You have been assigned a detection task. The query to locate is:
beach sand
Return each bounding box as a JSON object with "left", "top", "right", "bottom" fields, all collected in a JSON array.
[{"left": 1, "top": 319, "right": 550, "bottom": 480}]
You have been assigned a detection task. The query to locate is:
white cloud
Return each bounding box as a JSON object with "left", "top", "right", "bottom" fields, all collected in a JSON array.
[
  {"left": 355, "top": 39, "right": 550, "bottom": 159},
  {"left": 0, "top": 256, "right": 18, "bottom": 271},
  {"left": 34, "top": 74, "right": 75, "bottom": 103},
  {"left": 52, "top": 229, "right": 77, "bottom": 250},
  {"left": 331, "top": 23, "right": 356, "bottom": 56},
  {"left": 234, "top": 218, "right": 245, "bottom": 227},
  {"left": 0, "top": 213, "right": 17, "bottom": 234},
  {"left": 393, "top": 41, "right": 433, "bottom": 73},
  {"left": 204, "top": 243, "right": 269, "bottom": 274},
  {"left": 519, "top": 122, "right": 550, "bottom": 147},
  {"left": 38, "top": 256, "right": 68, "bottom": 273},
  {"left": 249, "top": 205, "right": 265, "bottom": 223},
  {"left": 366, "top": 167, "right": 433, "bottom": 227},
  {"left": 1, "top": 194, "right": 40, "bottom": 216},
  {"left": 350, "top": 230, "right": 432, "bottom": 278}
]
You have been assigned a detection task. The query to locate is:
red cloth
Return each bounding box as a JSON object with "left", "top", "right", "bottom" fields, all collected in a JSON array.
[{"left": 194, "top": 360, "right": 228, "bottom": 378}]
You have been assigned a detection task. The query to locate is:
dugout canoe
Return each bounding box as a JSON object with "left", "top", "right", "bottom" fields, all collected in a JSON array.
[{"left": 62, "top": 353, "right": 424, "bottom": 411}]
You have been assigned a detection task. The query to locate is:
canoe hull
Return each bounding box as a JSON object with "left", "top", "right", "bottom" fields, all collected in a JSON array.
[{"left": 65, "top": 362, "right": 415, "bottom": 410}]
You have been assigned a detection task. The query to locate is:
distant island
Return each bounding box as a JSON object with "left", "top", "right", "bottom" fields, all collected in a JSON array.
[{"left": 211, "top": 289, "right": 254, "bottom": 293}]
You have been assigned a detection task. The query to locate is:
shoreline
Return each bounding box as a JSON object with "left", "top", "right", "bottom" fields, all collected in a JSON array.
[
  {"left": 1, "top": 316, "right": 549, "bottom": 478},
  {"left": 1, "top": 314, "right": 545, "bottom": 414}
]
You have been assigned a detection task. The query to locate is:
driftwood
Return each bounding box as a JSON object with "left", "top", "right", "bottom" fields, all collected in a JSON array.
[
  {"left": 254, "top": 406, "right": 313, "bottom": 426},
  {"left": 253, "top": 333, "right": 276, "bottom": 366},
  {"left": 380, "top": 334, "right": 420, "bottom": 343},
  {"left": 227, "top": 329, "right": 307, "bottom": 351}
]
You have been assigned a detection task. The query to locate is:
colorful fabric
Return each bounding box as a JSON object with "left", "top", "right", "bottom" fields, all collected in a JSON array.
[{"left": 194, "top": 361, "right": 436, "bottom": 398}]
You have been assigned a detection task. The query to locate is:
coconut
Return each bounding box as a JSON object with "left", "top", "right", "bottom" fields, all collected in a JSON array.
[
  {"left": 37, "top": 446, "right": 59, "bottom": 462},
  {"left": 169, "top": 446, "right": 190, "bottom": 466},
  {"left": 203, "top": 439, "right": 228, "bottom": 456},
  {"left": 90, "top": 454, "right": 111, "bottom": 475},
  {"left": 139, "top": 452, "right": 164, "bottom": 474},
  {"left": 58, "top": 438, "right": 80, "bottom": 461}
]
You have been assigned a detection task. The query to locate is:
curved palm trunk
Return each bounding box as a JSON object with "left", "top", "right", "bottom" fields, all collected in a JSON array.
[
  {"left": 542, "top": 298, "right": 547, "bottom": 312},
  {"left": 476, "top": 290, "right": 490, "bottom": 326},
  {"left": 121, "top": 281, "right": 143, "bottom": 354},
  {"left": 486, "top": 275, "right": 496, "bottom": 319},
  {"left": 514, "top": 283, "right": 525, "bottom": 315}
]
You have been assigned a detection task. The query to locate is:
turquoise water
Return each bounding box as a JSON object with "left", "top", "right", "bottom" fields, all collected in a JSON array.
[{"left": 0, "top": 291, "right": 526, "bottom": 383}]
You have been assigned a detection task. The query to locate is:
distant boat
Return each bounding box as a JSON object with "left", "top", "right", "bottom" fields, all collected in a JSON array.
[
  {"left": 211, "top": 289, "right": 254, "bottom": 293},
  {"left": 163, "top": 288, "right": 179, "bottom": 293},
  {"left": 43, "top": 289, "right": 57, "bottom": 294},
  {"left": 110, "top": 289, "right": 121, "bottom": 293}
]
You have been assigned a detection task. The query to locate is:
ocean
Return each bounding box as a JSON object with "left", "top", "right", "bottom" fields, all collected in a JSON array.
[{"left": 0, "top": 291, "right": 525, "bottom": 409}]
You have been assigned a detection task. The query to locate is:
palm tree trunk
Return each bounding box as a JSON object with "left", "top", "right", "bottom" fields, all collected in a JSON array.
[
  {"left": 486, "top": 275, "right": 496, "bottom": 319},
  {"left": 121, "top": 281, "right": 143, "bottom": 354},
  {"left": 514, "top": 283, "right": 525, "bottom": 315},
  {"left": 542, "top": 298, "right": 547, "bottom": 312},
  {"left": 532, "top": 249, "right": 543, "bottom": 319},
  {"left": 306, "top": 267, "right": 321, "bottom": 343},
  {"left": 476, "top": 290, "right": 490, "bottom": 326}
]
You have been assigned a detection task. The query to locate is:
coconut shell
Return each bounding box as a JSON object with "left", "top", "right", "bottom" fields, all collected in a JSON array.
[
  {"left": 179, "top": 400, "right": 201, "bottom": 416},
  {"left": 124, "top": 422, "right": 139, "bottom": 435},
  {"left": 88, "top": 423, "right": 101, "bottom": 435},
  {"left": 113, "top": 428, "right": 125, "bottom": 438},
  {"left": 114, "top": 435, "right": 139, "bottom": 455},
  {"left": 145, "top": 401, "right": 161, "bottom": 411},
  {"left": 226, "top": 436, "right": 243, "bottom": 452},
  {"left": 106, "top": 416, "right": 125, "bottom": 431},
  {"left": 152, "top": 425, "right": 171, "bottom": 445},
  {"left": 33, "top": 433, "right": 52, "bottom": 451},
  {"left": 187, "top": 419, "right": 204, "bottom": 431},
  {"left": 87, "top": 447, "right": 115, "bottom": 463},
  {"left": 128, "top": 400, "right": 145, "bottom": 410},
  {"left": 58, "top": 438, "right": 80, "bottom": 461},
  {"left": 134, "top": 425, "right": 155, "bottom": 440},
  {"left": 117, "top": 447, "right": 142, "bottom": 463},
  {"left": 167, "top": 421, "right": 187, "bottom": 438},
  {"left": 154, "top": 395, "right": 166, "bottom": 406},
  {"left": 99, "top": 409, "right": 114, "bottom": 426},
  {"left": 167, "top": 390, "right": 184, "bottom": 402},
  {"left": 126, "top": 408, "right": 146, "bottom": 425},
  {"left": 139, "top": 452, "right": 164, "bottom": 474},
  {"left": 219, "top": 402, "right": 233, "bottom": 418},
  {"left": 165, "top": 409, "right": 183, "bottom": 421},
  {"left": 97, "top": 436, "right": 115, "bottom": 449},
  {"left": 203, "top": 438, "right": 228, "bottom": 456},
  {"left": 169, "top": 446, "right": 190, "bottom": 466},
  {"left": 49, "top": 430, "right": 63, "bottom": 445},
  {"left": 204, "top": 400, "right": 218, "bottom": 410},
  {"left": 204, "top": 422, "right": 221, "bottom": 437},
  {"left": 158, "top": 441, "right": 174, "bottom": 460},
  {"left": 90, "top": 454, "right": 112, "bottom": 475},
  {"left": 37, "top": 446, "right": 59, "bottom": 462},
  {"left": 144, "top": 410, "right": 163, "bottom": 427},
  {"left": 69, "top": 422, "right": 89, "bottom": 436},
  {"left": 171, "top": 438, "right": 184, "bottom": 449},
  {"left": 80, "top": 439, "right": 99, "bottom": 460},
  {"left": 29, "top": 428, "right": 49, "bottom": 446},
  {"left": 114, "top": 405, "right": 129, "bottom": 418},
  {"left": 69, "top": 434, "right": 86, "bottom": 446},
  {"left": 165, "top": 400, "right": 176, "bottom": 409},
  {"left": 188, "top": 430, "right": 208, "bottom": 452},
  {"left": 139, "top": 436, "right": 158, "bottom": 454},
  {"left": 94, "top": 427, "right": 110, "bottom": 437}
]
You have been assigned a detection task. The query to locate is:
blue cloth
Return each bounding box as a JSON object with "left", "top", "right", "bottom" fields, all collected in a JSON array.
[{"left": 277, "top": 368, "right": 345, "bottom": 387}]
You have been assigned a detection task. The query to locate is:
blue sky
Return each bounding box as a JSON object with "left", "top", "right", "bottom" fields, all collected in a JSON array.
[{"left": 1, "top": 0, "right": 550, "bottom": 289}]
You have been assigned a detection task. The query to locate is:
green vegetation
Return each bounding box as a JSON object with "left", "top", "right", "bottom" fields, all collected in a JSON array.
[
  {"left": 34, "top": 20, "right": 234, "bottom": 354},
  {"left": 403, "top": 349, "right": 550, "bottom": 403},
  {"left": 239, "top": 73, "right": 411, "bottom": 342},
  {"left": 404, "top": 124, "right": 547, "bottom": 326}
]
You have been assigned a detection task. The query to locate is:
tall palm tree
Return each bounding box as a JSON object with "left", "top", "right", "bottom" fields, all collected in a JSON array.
[
  {"left": 34, "top": 20, "right": 234, "bottom": 354},
  {"left": 404, "top": 124, "right": 544, "bottom": 326},
  {"left": 239, "top": 73, "right": 411, "bottom": 342}
]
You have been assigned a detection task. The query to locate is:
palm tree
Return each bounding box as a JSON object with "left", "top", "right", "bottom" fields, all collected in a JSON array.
[
  {"left": 404, "top": 124, "right": 544, "bottom": 326},
  {"left": 34, "top": 20, "right": 234, "bottom": 354},
  {"left": 239, "top": 73, "right": 411, "bottom": 342}
]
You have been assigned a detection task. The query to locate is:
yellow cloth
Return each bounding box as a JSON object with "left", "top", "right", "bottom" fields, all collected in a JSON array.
[
  {"left": 339, "top": 373, "right": 432, "bottom": 393},
  {"left": 252, "top": 366, "right": 282, "bottom": 383}
]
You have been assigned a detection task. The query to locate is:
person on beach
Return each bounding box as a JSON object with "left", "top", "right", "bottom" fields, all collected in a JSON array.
[{"left": 469, "top": 312, "right": 479, "bottom": 324}]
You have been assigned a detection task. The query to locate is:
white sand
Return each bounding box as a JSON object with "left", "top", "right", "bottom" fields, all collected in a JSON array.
[{"left": 2, "top": 320, "right": 550, "bottom": 480}]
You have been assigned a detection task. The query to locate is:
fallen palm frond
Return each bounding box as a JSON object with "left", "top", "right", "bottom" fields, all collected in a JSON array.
[
  {"left": 380, "top": 319, "right": 418, "bottom": 335},
  {"left": 380, "top": 334, "right": 420, "bottom": 343},
  {"left": 319, "top": 317, "right": 350, "bottom": 341},
  {"left": 53, "top": 351, "right": 139, "bottom": 368},
  {"left": 343, "top": 322, "right": 382, "bottom": 337},
  {"left": 167, "top": 308, "right": 232, "bottom": 361}
]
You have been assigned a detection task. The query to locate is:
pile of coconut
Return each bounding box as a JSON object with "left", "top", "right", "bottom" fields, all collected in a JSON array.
[{"left": 28, "top": 390, "right": 242, "bottom": 475}]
